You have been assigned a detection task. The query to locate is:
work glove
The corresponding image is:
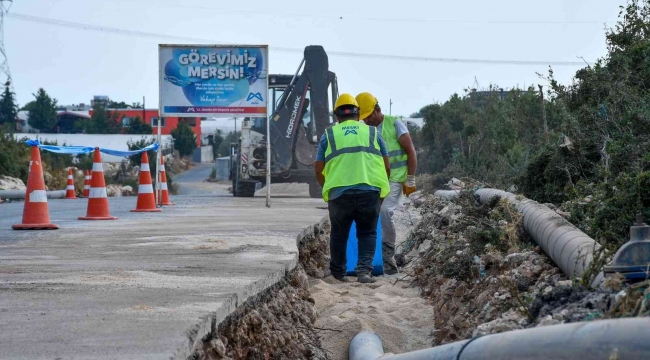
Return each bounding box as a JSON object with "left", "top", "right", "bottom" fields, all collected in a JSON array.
[{"left": 402, "top": 175, "right": 417, "bottom": 197}]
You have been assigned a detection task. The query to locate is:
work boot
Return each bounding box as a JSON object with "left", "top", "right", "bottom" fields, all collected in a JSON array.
[
  {"left": 383, "top": 268, "right": 398, "bottom": 276},
  {"left": 334, "top": 276, "right": 350, "bottom": 283},
  {"left": 357, "top": 274, "right": 376, "bottom": 283}
]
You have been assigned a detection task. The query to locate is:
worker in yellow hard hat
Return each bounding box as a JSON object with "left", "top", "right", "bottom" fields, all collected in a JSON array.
[
  {"left": 314, "top": 93, "right": 390, "bottom": 283},
  {"left": 356, "top": 92, "right": 418, "bottom": 276}
]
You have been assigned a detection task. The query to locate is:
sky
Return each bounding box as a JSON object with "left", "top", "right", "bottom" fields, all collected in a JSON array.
[{"left": 5, "top": 0, "right": 623, "bottom": 116}]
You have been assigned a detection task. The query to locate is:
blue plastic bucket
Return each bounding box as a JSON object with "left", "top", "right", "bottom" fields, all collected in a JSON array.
[{"left": 345, "top": 217, "right": 383, "bottom": 276}]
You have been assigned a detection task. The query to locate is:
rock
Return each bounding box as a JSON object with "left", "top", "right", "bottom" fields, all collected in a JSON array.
[
  {"left": 121, "top": 185, "right": 134, "bottom": 196},
  {"left": 543, "top": 286, "right": 554, "bottom": 295},
  {"left": 418, "top": 240, "right": 432, "bottom": 255},
  {"left": 106, "top": 184, "right": 122, "bottom": 197},
  {"left": 448, "top": 178, "right": 465, "bottom": 190},
  {"left": 440, "top": 204, "right": 462, "bottom": 218},
  {"left": 505, "top": 253, "right": 527, "bottom": 266},
  {"left": 473, "top": 317, "right": 523, "bottom": 337},
  {"left": 0, "top": 176, "right": 26, "bottom": 190},
  {"left": 537, "top": 315, "right": 561, "bottom": 327},
  {"left": 556, "top": 280, "right": 573, "bottom": 288}
]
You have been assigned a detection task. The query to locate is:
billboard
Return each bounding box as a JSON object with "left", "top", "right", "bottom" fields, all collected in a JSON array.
[{"left": 159, "top": 45, "right": 268, "bottom": 117}]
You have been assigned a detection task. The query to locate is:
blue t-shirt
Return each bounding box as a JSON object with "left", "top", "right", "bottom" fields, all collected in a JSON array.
[{"left": 316, "top": 128, "right": 389, "bottom": 200}]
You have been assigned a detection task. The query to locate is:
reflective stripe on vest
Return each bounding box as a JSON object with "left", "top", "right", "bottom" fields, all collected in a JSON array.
[
  {"left": 381, "top": 115, "right": 408, "bottom": 182},
  {"left": 322, "top": 120, "right": 390, "bottom": 202}
]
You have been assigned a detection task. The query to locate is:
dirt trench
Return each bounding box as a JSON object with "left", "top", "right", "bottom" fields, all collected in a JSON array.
[
  {"left": 191, "top": 188, "right": 650, "bottom": 360},
  {"left": 191, "top": 201, "right": 433, "bottom": 360}
]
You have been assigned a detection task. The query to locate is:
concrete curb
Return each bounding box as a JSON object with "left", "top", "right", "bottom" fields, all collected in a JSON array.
[{"left": 172, "top": 216, "right": 326, "bottom": 359}]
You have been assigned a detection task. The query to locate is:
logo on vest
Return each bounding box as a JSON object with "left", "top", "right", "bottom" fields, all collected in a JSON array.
[{"left": 342, "top": 125, "right": 359, "bottom": 136}]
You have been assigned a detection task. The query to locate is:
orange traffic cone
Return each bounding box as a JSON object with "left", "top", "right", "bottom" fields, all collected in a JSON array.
[
  {"left": 79, "top": 148, "right": 117, "bottom": 220},
  {"left": 157, "top": 156, "right": 174, "bottom": 206},
  {"left": 131, "top": 152, "right": 161, "bottom": 212},
  {"left": 12, "top": 145, "right": 59, "bottom": 230},
  {"left": 65, "top": 168, "right": 77, "bottom": 199},
  {"left": 83, "top": 170, "right": 91, "bottom": 198}
]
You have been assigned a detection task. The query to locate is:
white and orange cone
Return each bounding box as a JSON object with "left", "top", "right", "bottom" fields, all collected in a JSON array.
[
  {"left": 65, "top": 168, "right": 77, "bottom": 199},
  {"left": 13, "top": 145, "right": 59, "bottom": 230},
  {"left": 79, "top": 148, "right": 117, "bottom": 220},
  {"left": 157, "top": 156, "right": 174, "bottom": 206},
  {"left": 83, "top": 170, "right": 91, "bottom": 198},
  {"left": 131, "top": 152, "right": 161, "bottom": 213}
]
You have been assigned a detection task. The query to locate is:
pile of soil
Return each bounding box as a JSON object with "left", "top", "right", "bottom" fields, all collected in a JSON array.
[
  {"left": 193, "top": 267, "right": 326, "bottom": 360},
  {"left": 400, "top": 189, "right": 645, "bottom": 345}
]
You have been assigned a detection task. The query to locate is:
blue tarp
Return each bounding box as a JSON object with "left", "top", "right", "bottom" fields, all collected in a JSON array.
[
  {"left": 345, "top": 217, "right": 384, "bottom": 276},
  {"left": 24, "top": 139, "right": 159, "bottom": 157}
]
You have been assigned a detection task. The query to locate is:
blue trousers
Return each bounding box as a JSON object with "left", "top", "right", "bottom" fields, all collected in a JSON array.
[{"left": 327, "top": 191, "right": 381, "bottom": 278}]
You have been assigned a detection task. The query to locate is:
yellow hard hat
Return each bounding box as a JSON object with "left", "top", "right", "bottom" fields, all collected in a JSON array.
[
  {"left": 334, "top": 93, "right": 359, "bottom": 110},
  {"left": 356, "top": 92, "right": 378, "bottom": 120}
]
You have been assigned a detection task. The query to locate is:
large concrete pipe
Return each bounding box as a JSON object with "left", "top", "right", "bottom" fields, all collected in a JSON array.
[
  {"left": 349, "top": 332, "right": 385, "bottom": 360},
  {"left": 474, "top": 188, "right": 604, "bottom": 286},
  {"left": 0, "top": 190, "right": 66, "bottom": 200},
  {"left": 350, "top": 318, "right": 650, "bottom": 360}
]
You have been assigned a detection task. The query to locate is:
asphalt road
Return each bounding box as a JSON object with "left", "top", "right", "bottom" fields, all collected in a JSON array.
[
  {"left": 173, "top": 163, "right": 226, "bottom": 196},
  {"left": 0, "top": 171, "right": 325, "bottom": 359}
]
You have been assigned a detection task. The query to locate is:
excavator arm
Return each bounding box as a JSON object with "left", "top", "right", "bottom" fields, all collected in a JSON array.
[{"left": 268, "top": 45, "right": 337, "bottom": 173}]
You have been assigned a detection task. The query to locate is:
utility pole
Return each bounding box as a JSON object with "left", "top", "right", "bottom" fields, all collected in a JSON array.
[
  {"left": 0, "top": 0, "right": 13, "bottom": 90},
  {"left": 389, "top": 99, "right": 393, "bottom": 116},
  {"left": 142, "top": 96, "right": 146, "bottom": 124},
  {"left": 539, "top": 85, "right": 549, "bottom": 141}
]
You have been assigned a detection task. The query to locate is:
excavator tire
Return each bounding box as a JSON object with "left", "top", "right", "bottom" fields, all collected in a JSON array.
[
  {"left": 308, "top": 182, "right": 322, "bottom": 199},
  {"left": 235, "top": 180, "right": 257, "bottom": 197},
  {"left": 232, "top": 154, "right": 257, "bottom": 197}
]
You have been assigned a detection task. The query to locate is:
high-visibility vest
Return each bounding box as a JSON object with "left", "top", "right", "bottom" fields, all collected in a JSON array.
[
  {"left": 381, "top": 115, "right": 408, "bottom": 183},
  {"left": 322, "top": 120, "right": 390, "bottom": 202}
]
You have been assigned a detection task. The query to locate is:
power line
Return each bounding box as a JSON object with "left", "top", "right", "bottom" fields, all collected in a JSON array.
[
  {"left": 118, "top": 0, "right": 613, "bottom": 25},
  {"left": 6, "top": 12, "right": 589, "bottom": 66}
]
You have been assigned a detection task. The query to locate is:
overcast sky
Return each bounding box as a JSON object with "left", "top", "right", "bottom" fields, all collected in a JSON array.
[{"left": 6, "top": 0, "right": 622, "bottom": 116}]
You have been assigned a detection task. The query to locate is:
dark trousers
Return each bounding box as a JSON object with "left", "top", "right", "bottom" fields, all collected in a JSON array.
[{"left": 328, "top": 191, "right": 381, "bottom": 278}]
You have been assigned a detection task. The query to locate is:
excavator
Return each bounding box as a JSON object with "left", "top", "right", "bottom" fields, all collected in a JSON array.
[{"left": 230, "top": 45, "right": 338, "bottom": 198}]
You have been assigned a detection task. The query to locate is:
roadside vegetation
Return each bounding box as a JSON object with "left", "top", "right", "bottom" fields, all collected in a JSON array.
[{"left": 415, "top": 0, "right": 650, "bottom": 251}]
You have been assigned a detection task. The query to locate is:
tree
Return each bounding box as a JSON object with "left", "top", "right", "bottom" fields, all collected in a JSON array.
[
  {"left": 127, "top": 137, "right": 156, "bottom": 170},
  {"left": 218, "top": 131, "right": 240, "bottom": 159},
  {"left": 0, "top": 81, "right": 18, "bottom": 130},
  {"left": 124, "top": 116, "right": 153, "bottom": 135},
  {"left": 28, "top": 88, "right": 58, "bottom": 132},
  {"left": 107, "top": 100, "right": 130, "bottom": 109},
  {"left": 514, "top": 0, "right": 650, "bottom": 249},
  {"left": 211, "top": 129, "right": 224, "bottom": 159},
  {"left": 171, "top": 120, "right": 197, "bottom": 157},
  {"left": 85, "top": 103, "right": 122, "bottom": 134},
  {"left": 21, "top": 101, "right": 35, "bottom": 111}
]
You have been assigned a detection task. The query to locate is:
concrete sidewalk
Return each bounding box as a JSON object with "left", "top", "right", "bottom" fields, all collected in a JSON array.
[{"left": 0, "top": 195, "right": 326, "bottom": 359}]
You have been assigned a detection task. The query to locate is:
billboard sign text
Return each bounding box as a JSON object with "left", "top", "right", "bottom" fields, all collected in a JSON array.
[{"left": 159, "top": 45, "right": 268, "bottom": 117}]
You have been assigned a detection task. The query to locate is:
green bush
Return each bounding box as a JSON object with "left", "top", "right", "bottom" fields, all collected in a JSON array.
[
  {"left": 171, "top": 121, "right": 197, "bottom": 157},
  {"left": 0, "top": 131, "right": 29, "bottom": 182},
  {"left": 515, "top": 0, "right": 650, "bottom": 248}
]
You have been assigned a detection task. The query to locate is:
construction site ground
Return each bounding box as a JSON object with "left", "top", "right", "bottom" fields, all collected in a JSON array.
[
  {"left": 0, "top": 166, "right": 326, "bottom": 360},
  {"left": 306, "top": 197, "right": 432, "bottom": 359}
]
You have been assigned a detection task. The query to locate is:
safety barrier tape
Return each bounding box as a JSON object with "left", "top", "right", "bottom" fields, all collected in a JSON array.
[{"left": 24, "top": 139, "right": 159, "bottom": 158}]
